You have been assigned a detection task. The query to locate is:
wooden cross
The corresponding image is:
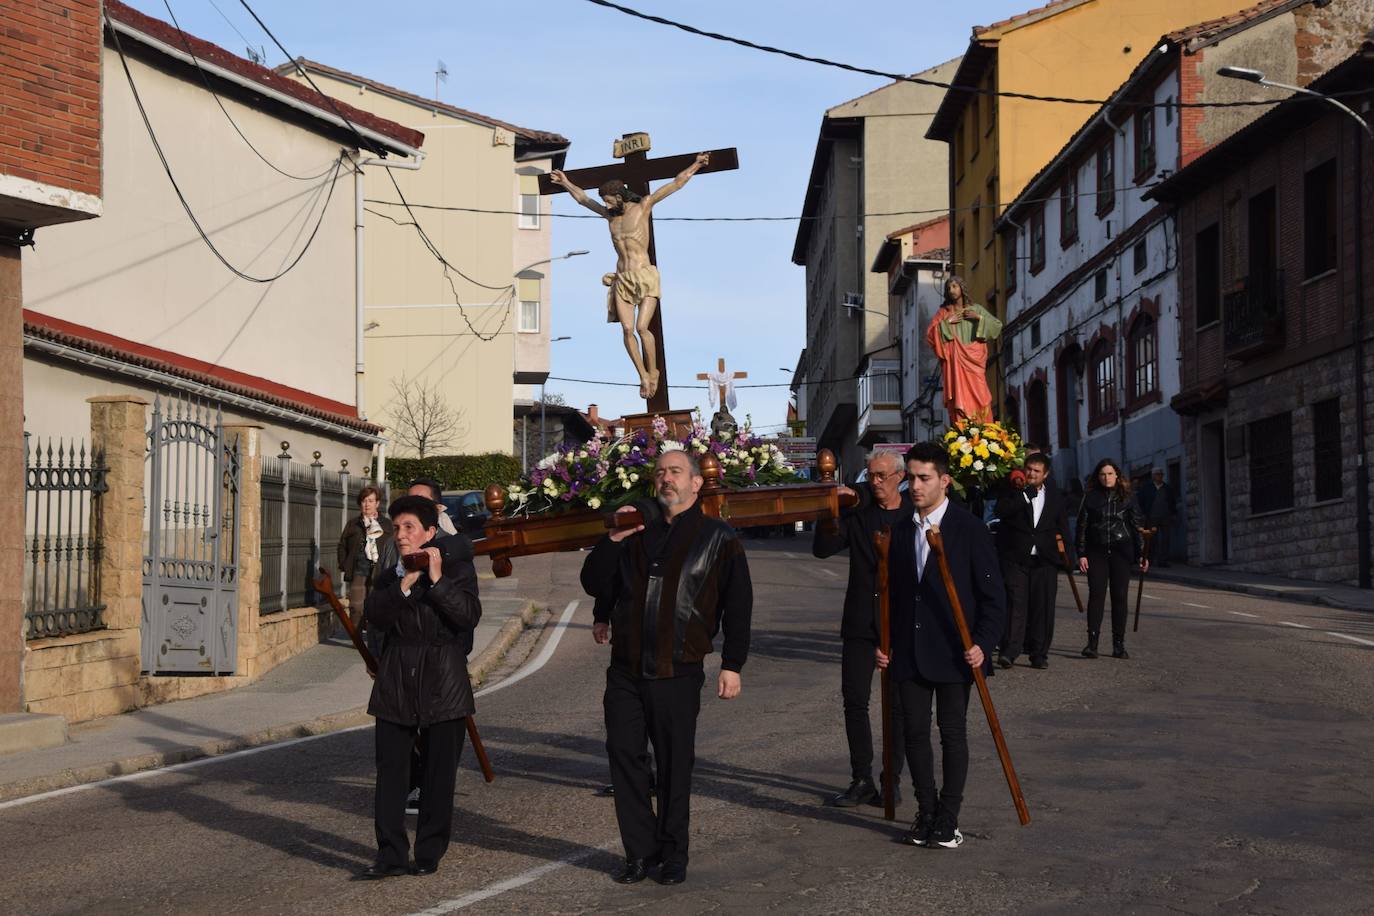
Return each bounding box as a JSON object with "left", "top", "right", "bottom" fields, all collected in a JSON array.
[
  {"left": 696, "top": 357, "right": 747, "bottom": 411},
  {"left": 538, "top": 134, "right": 739, "bottom": 413}
]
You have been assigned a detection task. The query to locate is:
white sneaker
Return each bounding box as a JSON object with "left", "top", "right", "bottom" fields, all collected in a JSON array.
[{"left": 405, "top": 788, "right": 421, "bottom": 816}]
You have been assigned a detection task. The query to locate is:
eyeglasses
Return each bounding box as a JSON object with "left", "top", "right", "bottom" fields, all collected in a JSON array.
[{"left": 869, "top": 470, "right": 902, "bottom": 482}]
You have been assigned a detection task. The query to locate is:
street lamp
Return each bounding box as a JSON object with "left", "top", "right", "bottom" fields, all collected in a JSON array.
[
  {"left": 1218, "top": 64, "right": 1372, "bottom": 588},
  {"left": 541, "top": 335, "right": 573, "bottom": 461},
  {"left": 516, "top": 249, "right": 590, "bottom": 275}
]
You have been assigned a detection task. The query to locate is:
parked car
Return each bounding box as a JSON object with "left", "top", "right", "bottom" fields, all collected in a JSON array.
[{"left": 441, "top": 490, "right": 490, "bottom": 539}]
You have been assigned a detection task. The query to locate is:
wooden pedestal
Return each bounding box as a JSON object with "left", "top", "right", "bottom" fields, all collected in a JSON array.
[{"left": 619, "top": 408, "right": 696, "bottom": 439}]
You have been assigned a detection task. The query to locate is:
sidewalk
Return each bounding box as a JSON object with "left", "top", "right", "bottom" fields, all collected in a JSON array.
[
  {"left": 0, "top": 584, "right": 538, "bottom": 803},
  {"left": 1148, "top": 563, "right": 1374, "bottom": 612}
]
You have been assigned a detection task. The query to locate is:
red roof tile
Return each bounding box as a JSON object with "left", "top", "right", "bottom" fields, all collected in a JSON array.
[
  {"left": 24, "top": 311, "right": 384, "bottom": 436},
  {"left": 1165, "top": 0, "right": 1302, "bottom": 45},
  {"left": 105, "top": 1, "right": 423, "bottom": 153}
]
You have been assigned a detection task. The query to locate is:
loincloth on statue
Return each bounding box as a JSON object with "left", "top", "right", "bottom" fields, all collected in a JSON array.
[{"left": 602, "top": 266, "right": 661, "bottom": 323}]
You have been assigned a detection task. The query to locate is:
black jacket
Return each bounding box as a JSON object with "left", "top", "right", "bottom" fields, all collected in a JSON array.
[
  {"left": 582, "top": 500, "right": 752, "bottom": 679},
  {"left": 812, "top": 486, "right": 913, "bottom": 641},
  {"left": 994, "top": 483, "right": 1075, "bottom": 567},
  {"left": 337, "top": 513, "right": 394, "bottom": 583},
  {"left": 887, "top": 501, "right": 1004, "bottom": 685},
  {"left": 364, "top": 533, "right": 482, "bottom": 726},
  {"left": 1075, "top": 490, "right": 1145, "bottom": 560}
]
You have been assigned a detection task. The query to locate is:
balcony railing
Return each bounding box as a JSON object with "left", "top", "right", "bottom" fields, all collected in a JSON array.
[
  {"left": 858, "top": 360, "right": 901, "bottom": 416},
  {"left": 1223, "top": 270, "right": 1284, "bottom": 360}
]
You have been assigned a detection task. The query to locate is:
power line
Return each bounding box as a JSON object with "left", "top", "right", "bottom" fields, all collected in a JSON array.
[
  {"left": 580, "top": 0, "right": 1369, "bottom": 111},
  {"left": 204, "top": 0, "right": 256, "bottom": 51},
  {"left": 547, "top": 371, "right": 900, "bottom": 390},
  {"left": 106, "top": 10, "right": 346, "bottom": 284},
  {"left": 161, "top": 0, "right": 339, "bottom": 181}
]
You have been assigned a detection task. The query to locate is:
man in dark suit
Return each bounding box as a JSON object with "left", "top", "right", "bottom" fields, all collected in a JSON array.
[
  {"left": 877, "top": 442, "right": 1003, "bottom": 850},
  {"left": 993, "top": 453, "right": 1074, "bottom": 669},
  {"left": 812, "top": 450, "right": 909, "bottom": 808}
]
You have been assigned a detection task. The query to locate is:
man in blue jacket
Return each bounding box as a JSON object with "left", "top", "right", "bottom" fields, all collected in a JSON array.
[{"left": 877, "top": 442, "right": 1004, "bottom": 850}]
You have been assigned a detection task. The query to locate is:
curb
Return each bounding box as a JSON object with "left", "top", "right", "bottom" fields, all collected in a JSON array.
[
  {"left": 1147, "top": 569, "right": 1372, "bottom": 613},
  {"left": 469, "top": 600, "right": 541, "bottom": 687}
]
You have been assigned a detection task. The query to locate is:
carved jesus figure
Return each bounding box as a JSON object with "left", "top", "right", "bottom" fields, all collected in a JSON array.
[
  {"left": 926, "top": 275, "right": 1003, "bottom": 423},
  {"left": 550, "top": 152, "right": 710, "bottom": 399}
]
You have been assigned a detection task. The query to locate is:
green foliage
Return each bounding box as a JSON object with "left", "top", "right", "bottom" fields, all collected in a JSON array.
[{"left": 383, "top": 453, "right": 523, "bottom": 492}]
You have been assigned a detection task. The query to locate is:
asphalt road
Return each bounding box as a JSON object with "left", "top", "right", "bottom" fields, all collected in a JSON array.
[{"left": 3, "top": 537, "right": 1372, "bottom": 915}]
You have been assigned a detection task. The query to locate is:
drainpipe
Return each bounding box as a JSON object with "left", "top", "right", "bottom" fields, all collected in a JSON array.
[
  {"left": 1352, "top": 118, "right": 1370, "bottom": 587},
  {"left": 354, "top": 151, "right": 427, "bottom": 420}
]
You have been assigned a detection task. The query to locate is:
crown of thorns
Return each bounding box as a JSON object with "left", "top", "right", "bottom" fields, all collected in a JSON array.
[{"left": 597, "top": 180, "right": 642, "bottom": 202}]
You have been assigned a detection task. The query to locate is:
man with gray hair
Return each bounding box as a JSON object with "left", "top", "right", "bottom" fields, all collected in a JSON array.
[{"left": 813, "top": 449, "right": 910, "bottom": 808}]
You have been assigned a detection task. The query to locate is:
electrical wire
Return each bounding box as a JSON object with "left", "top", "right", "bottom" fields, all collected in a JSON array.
[
  {"left": 546, "top": 370, "right": 899, "bottom": 390},
  {"left": 161, "top": 0, "right": 339, "bottom": 181},
  {"left": 204, "top": 0, "right": 256, "bottom": 51},
  {"left": 580, "top": 0, "right": 1371, "bottom": 111},
  {"left": 106, "top": 10, "right": 346, "bottom": 284}
]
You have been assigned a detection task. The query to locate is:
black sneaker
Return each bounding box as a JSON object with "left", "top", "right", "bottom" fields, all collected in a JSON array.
[
  {"left": 866, "top": 777, "right": 903, "bottom": 808},
  {"left": 930, "top": 810, "right": 964, "bottom": 849},
  {"left": 900, "top": 810, "right": 936, "bottom": 847},
  {"left": 829, "top": 777, "right": 878, "bottom": 808}
]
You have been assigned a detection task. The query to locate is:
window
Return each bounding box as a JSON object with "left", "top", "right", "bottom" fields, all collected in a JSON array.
[
  {"left": 518, "top": 193, "right": 540, "bottom": 229},
  {"left": 1003, "top": 231, "right": 1018, "bottom": 293},
  {"left": 1248, "top": 411, "right": 1294, "bottom": 514},
  {"left": 1249, "top": 187, "right": 1277, "bottom": 281},
  {"left": 1030, "top": 208, "right": 1046, "bottom": 274},
  {"left": 957, "top": 225, "right": 966, "bottom": 272},
  {"left": 1130, "top": 315, "right": 1158, "bottom": 400},
  {"left": 1164, "top": 95, "right": 1174, "bottom": 126},
  {"left": 1313, "top": 398, "right": 1342, "bottom": 501},
  {"left": 970, "top": 107, "right": 980, "bottom": 159},
  {"left": 1304, "top": 159, "right": 1337, "bottom": 278},
  {"left": 955, "top": 124, "right": 965, "bottom": 183},
  {"left": 1090, "top": 340, "right": 1116, "bottom": 422},
  {"left": 1027, "top": 379, "right": 1049, "bottom": 449},
  {"left": 1060, "top": 171, "right": 1078, "bottom": 245},
  {"left": 1133, "top": 241, "right": 1147, "bottom": 275},
  {"left": 1195, "top": 224, "right": 1221, "bottom": 327},
  {"left": 1094, "top": 269, "right": 1108, "bottom": 302},
  {"left": 971, "top": 198, "right": 982, "bottom": 264},
  {"left": 1134, "top": 107, "right": 1156, "bottom": 179},
  {"left": 1030, "top": 318, "right": 1041, "bottom": 349},
  {"left": 518, "top": 300, "right": 540, "bottom": 333},
  {"left": 1096, "top": 142, "right": 1115, "bottom": 215}
]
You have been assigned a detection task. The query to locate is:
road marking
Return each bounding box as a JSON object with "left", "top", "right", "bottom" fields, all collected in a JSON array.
[
  {"left": 409, "top": 841, "right": 619, "bottom": 915},
  {"left": 819, "top": 567, "right": 838, "bottom": 578},
  {"left": 782, "top": 551, "right": 798, "bottom": 560},
  {"left": 1182, "top": 602, "right": 1212, "bottom": 609},
  {"left": 475, "top": 600, "right": 579, "bottom": 698},
  {"left": 0, "top": 601, "right": 583, "bottom": 812},
  {"left": 1228, "top": 611, "right": 1259, "bottom": 618},
  {"left": 1278, "top": 621, "right": 1312, "bottom": 629},
  {"left": 1327, "top": 631, "right": 1374, "bottom": 647}
]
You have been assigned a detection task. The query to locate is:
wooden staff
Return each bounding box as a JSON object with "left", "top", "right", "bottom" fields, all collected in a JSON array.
[
  {"left": 926, "top": 528, "right": 1031, "bottom": 826},
  {"left": 872, "top": 527, "right": 895, "bottom": 822},
  {"left": 313, "top": 568, "right": 495, "bottom": 784},
  {"left": 1133, "top": 528, "right": 1156, "bottom": 634},
  {"left": 1056, "top": 533, "right": 1085, "bottom": 615}
]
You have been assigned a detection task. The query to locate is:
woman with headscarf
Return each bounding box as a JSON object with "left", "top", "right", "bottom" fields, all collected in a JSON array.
[
  {"left": 337, "top": 485, "right": 393, "bottom": 633},
  {"left": 1075, "top": 459, "right": 1147, "bottom": 659}
]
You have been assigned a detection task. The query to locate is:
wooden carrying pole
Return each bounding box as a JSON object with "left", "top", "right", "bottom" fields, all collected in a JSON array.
[
  {"left": 925, "top": 528, "right": 1031, "bottom": 826},
  {"left": 1057, "top": 533, "right": 1085, "bottom": 614},
  {"left": 1134, "top": 528, "right": 1156, "bottom": 633},
  {"left": 313, "top": 569, "right": 495, "bottom": 784},
  {"left": 872, "top": 527, "right": 895, "bottom": 822}
]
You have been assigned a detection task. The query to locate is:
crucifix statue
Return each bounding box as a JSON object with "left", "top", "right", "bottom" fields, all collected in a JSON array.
[
  {"left": 541, "top": 133, "right": 739, "bottom": 413},
  {"left": 697, "top": 357, "right": 746, "bottom": 441}
]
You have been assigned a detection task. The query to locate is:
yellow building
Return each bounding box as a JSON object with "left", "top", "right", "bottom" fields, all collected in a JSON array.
[{"left": 926, "top": 0, "right": 1258, "bottom": 409}]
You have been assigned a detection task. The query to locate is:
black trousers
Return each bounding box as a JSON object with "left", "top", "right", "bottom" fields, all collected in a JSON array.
[
  {"left": 840, "top": 637, "right": 904, "bottom": 782},
  {"left": 1024, "top": 560, "right": 1060, "bottom": 663},
  {"left": 1000, "top": 559, "right": 1030, "bottom": 660},
  {"left": 896, "top": 675, "right": 972, "bottom": 818},
  {"left": 1086, "top": 542, "right": 1134, "bottom": 639},
  {"left": 375, "top": 717, "right": 464, "bottom": 868},
  {"left": 604, "top": 666, "right": 702, "bottom": 866}
]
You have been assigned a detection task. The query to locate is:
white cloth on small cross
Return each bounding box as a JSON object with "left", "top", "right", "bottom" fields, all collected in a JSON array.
[{"left": 707, "top": 372, "right": 739, "bottom": 410}]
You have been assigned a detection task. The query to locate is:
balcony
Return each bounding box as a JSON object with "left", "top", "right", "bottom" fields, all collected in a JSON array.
[
  {"left": 1223, "top": 271, "right": 1284, "bottom": 361},
  {"left": 857, "top": 359, "right": 902, "bottom": 443}
]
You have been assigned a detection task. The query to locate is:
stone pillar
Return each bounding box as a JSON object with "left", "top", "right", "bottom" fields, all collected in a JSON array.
[
  {"left": 0, "top": 245, "right": 24, "bottom": 712},
  {"left": 224, "top": 424, "right": 263, "bottom": 678},
  {"left": 88, "top": 396, "right": 148, "bottom": 637}
]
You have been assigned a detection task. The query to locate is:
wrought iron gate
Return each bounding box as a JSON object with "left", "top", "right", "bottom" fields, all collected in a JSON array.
[{"left": 141, "top": 396, "right": 241, "bottom": 674}]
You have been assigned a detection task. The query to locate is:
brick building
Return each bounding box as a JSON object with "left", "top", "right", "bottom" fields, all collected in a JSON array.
[
  {"left": 1149, "top": 40, "right": 1374, "bottom": 585},
  {"left": 0, "top": 0, "right": 103, "bottom": 724}
]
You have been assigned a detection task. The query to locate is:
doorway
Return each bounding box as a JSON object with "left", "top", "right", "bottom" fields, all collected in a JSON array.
[{"left": 1198, "top": 421, "right": 1228, "bottom": 564}]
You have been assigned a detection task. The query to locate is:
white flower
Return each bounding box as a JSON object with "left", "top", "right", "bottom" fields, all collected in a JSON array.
[
  {"left": 537, "top": 454, "right": 558, "bottom": 470},
  {"left": 660, "top": 441, "right": 686, "bottom": 453},
  {"left": 631, "top": 446, "right": 640, "bottom": 452},
  {"left": 578, "top": 450, "right": 589, "bottom": 459},
  {"left": 630, "top": 473, "right": 639, "bottom": 483},
  {"left": 973, "top": 460, "right": 985, "bottom": 471},
  {"left": 587, "top": 497, "right": 602, "bottom": 509},
  {"left": 987, "top": 463, "right": 997, "bottom": 472},
  {"left": 960, "top": 443, "right": 973, "bottom": 455},
  {"left": 956, "top": 436, "right": 968, "bottom": 446},
  {"left": 694, "top": 442, "right": 708, "bottom": 453},
  {"left": 623, "top": 481, "right": 632, "bottom": 490}
]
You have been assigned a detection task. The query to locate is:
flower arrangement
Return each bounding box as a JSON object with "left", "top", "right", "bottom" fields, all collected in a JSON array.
[
  {"left": 504, "top": 413, "right": 799, "bottom": 516},
  {"left": 941, "top": 418, "right": 1026, "bottom": 495}
]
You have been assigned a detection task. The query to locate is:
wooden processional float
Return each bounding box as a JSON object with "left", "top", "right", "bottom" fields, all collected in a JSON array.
[{"left": 473, "top": 449, "right": 855, "bottom": 577}]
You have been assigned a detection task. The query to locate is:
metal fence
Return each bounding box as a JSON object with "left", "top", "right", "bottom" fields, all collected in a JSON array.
[
  {"left": 260, "top": 444, "right": 382, "bottom": 614},
  {"left": 24, "top": 434, "right": 107, "bottom": 640}
]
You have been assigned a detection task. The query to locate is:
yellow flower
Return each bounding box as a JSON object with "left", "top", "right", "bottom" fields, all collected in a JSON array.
[
  {"left": 960, "top": 453, "right": 973, "bottom": 468},
  {"left": 975, "top": 444, "right": 990, "bottom": 460}
]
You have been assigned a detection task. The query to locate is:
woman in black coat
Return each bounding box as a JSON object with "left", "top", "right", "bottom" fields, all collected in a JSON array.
[
  {"left": 1075, "top": 458, "right": 1147, "bottom": 659},
  {"left": 360, "top": 495, "right": 481, "bottom": 880},
  {"left": 336, "top": 485, "right": 393, "bottom": 633}
]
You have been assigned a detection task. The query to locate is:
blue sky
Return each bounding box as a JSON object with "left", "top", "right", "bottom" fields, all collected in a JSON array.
[{"left": 125, "top": 0, "right": 1034, "bottom": 434}]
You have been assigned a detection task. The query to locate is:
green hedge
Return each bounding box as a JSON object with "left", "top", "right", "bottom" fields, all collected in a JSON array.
[{"left": 383, "top": 453, "right": 523, "bottom": 492}]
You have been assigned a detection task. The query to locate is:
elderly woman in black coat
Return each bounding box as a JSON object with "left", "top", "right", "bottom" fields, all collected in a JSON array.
[
  {"left": 336, "top": 485, "right": 392, "bottom": 634},
  {"left": 1075, "top": 458, "right": 1147, "bottom": 660},
  {"left": 360, "top": 494, "right": 481, "bottom": 880}
]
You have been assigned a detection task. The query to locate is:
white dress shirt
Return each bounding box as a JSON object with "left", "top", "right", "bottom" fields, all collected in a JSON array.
[
  {"left": 1028, "top": 486, "right": 1045, "bottom": 555},
  {"left": 914, "top": 497, "right": 952, "bottom": 582}
]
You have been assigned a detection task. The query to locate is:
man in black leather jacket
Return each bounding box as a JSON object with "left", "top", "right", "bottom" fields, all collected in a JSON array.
[
  {"left": 581, "top": 449, "right": 752, "bottom": 887},
  {"left": 360, "top": 495, "right": 481, "bottom": 880},
  {"left": 812, "top": 450, "right": 909, "bottom": 808}
]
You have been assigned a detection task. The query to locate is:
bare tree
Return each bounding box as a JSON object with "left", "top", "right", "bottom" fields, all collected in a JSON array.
[{"left": 388, "top": 373, "right": 467, "bottom": 458}]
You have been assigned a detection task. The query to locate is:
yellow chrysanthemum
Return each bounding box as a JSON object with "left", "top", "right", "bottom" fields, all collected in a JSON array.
[
  {"left": 959, "top": 453, "right": 973, "bottom": 468},
  {"left": 974, "top": 444, "right": 990, "bottom": 460}
]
